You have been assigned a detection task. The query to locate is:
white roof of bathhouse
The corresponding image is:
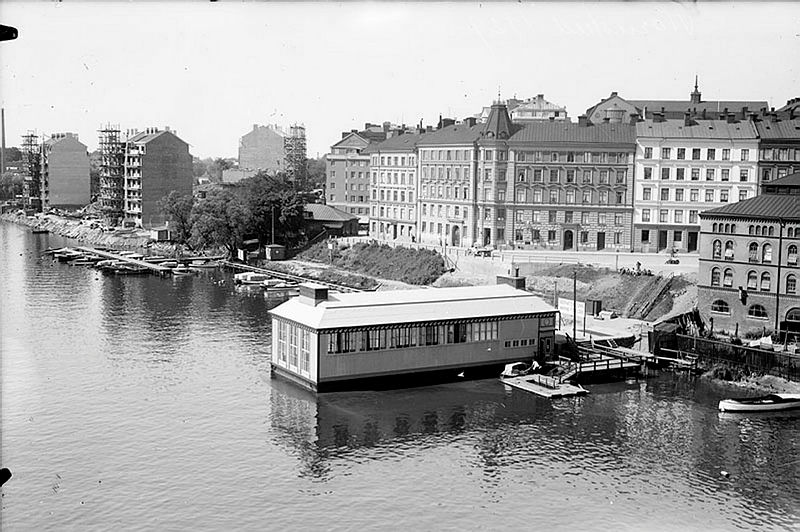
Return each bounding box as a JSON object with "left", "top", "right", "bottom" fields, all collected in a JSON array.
[{"left": 269, "top": 284, "right": 556, "bottom": 331}]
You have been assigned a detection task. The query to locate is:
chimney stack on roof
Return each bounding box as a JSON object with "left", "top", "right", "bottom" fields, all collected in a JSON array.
[
  {"left": 726, "top": 113, "right": 737, "bottom": 124},
  {"left": 684, "top": 112, "right": 694, "bottom": 127},
  {"left": 653, "top": 112, "right": 666, "bottom": 124},
  {"left": 464, "top": 117, "right": 477, "bottom": 127},
  {"left": 629, "top": 113, "right": 640, "bottom": 125},
  {"left": 298, "top": 284, "right": 328, "bottom": 306}
]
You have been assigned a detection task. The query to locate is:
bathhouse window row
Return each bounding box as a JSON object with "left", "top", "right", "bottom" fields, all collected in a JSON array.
[
  {"left": 711, "top": 223, "right": 737, "bottom": 234},
  {"left": 324, "top": 321, "right": 501, "bottom": 355},
  {"left": 710, "top": 240, "right": 796, "bottom": 264},
  {"left": 276, "top": 321, "right": 311, "bottom": 374},
  {"left": 709, "top": 300, "right": 771, "bottom": 320},
  {"left": 504, "top": 338, "right": 537, "bottom": 348}
]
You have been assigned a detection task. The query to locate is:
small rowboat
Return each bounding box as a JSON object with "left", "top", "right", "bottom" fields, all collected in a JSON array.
[{"left": 718, "top": 393, "right": 800, "bottom": 413}]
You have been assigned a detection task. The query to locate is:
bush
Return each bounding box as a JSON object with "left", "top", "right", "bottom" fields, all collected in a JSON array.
[{"left": 296, "top": 241, "right": 447, "bottom": 285}]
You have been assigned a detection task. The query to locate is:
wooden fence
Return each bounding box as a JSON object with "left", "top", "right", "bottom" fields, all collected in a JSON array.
[{"left": 676, "top": 334, "right": 800, "bottom": 382}]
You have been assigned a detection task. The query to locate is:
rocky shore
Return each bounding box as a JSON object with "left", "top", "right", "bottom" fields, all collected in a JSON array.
[{"left": 1, "top": 211, "right": 181, "bottom": 255}]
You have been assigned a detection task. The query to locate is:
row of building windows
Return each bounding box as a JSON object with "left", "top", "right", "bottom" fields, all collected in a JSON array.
[
  {"left": 710, "top": 300, "right": 772, "bottom": 319},
  {"left": 642, "top": 188, "right": 750, "bottom": 203},
  {"left": 419, "top": 149, "right": 474, "bottom": 162},
  {"left": 643, "top": 147, "right": 750, "bottom": 161},
  {"left": 515, "top": 151, "right": 630, "bottom": 164},
  {"left": 709, "top": 267, "right": 798, "bottom": 293},
  {"left": 329, "top": 182, "right": 367, "bottom": 191},
  {"left": 374, "top": 189, "right": 414, "bottom": 203},
  {"left": 642, "top": 167, "right": 751, "bottom": 182},
  {"left": 640, "top": 209, "right": 700, "bottom": 224},
  {"left": 374, "top": 206, "right": 415, "bottom": 221},
  {"left": 712, "top": 240, "right": 798, "bottom": 264},
  {"left": 511, "top": 228, "right": 624, "bottom": 245},
  {"left": 422, "top": 203, "right": 468, "bottom": 219},
  {"left": 372, "top": 155, "right": 416, "bottom": 167},
  {"left": 329, "top": 158, "right": 368, "bottom": 166},
  {"left": 276, "top": 321, "right": 311, "bottom": 374},
  {"left": 510, "top": 210, "right": 626, "bottom": 226},
  {"left": 325, "top": 321, "right": 500, "bottom": 354},
  {"left": 375, "top": 172, "right": 416, "bottom": 185},
  {"left": 760, "top": 148, "right": 800, "bottom": 161},
  {"left": 514, "top": 168, "right": 628, "bottom": 185}
]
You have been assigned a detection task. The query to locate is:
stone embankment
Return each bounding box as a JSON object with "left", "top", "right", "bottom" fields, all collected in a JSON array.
[{"left": 1, "top": 212, "right": 181, "bottom": 255}]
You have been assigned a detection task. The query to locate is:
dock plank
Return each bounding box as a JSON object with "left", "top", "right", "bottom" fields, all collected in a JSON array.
[
  {"left": 501, "top": 375, "right": 589, "bottom": 398},
  {"left": 76, "top": 247, "right": 172, "bottom": 275}
]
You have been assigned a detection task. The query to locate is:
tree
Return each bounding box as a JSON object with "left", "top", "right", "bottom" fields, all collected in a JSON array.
[
  {"left": 239, "top": 172, "right": 306, "bottom": 246},
  {"left": 207, "top": 157, "right": 234, "bottom": 182},
  {"left": 192, "top": 157, "right": 209, "bottom": 178},
  {"left": 305, "top": 157, "right": 327, "bottom": 190},
  {"left": 189, "top": 189, "right": 249, "bottom": 256},
  {"left": 0, "top": 172, "right": 23, "bottom": 200},
  {"left": 159, "top": 191, "right": 196, "bottom": 246}
]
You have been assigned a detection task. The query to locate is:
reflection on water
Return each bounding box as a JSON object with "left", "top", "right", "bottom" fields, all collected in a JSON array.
[{"left": 2, "top": 221, "right": 799, "bottom": 531}]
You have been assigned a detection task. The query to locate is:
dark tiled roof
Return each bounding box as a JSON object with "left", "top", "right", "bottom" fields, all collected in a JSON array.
[
  {"left": 128, "top": 130, "right": 167, "bottom": 144},
  {"left": 304, "top": 203, "right": 358, "bottom": 222},
  {"left": 636, "top": 119, "right": 757, "bottom": 139},
  {"left": 509, "top": 121, "right": 635, "bottom": 145},
  {"left": 373, "top": 132, "right": 426, "bottom": 152},
  {"left": 482, "top": 103, "right": 516, "bottom": 140},
  {"left": 701, "top": 194, "right": 800, "bottom": 221},
  {"left": 764, "top": 172, "right": 800, "bottom": 188},
  {"left": 416, "top": 124, "right": 482, "bottom": 146},
  {"left": 629, "top": 99, "right": 768, "bottom": 116},
  {"left": 755, "top": 119, "right": 800, "bottom": 139}
]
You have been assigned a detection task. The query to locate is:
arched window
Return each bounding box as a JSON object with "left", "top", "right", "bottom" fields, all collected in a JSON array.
[
  {"left": 724, "top": 223, "right": 730, "bottom": 233},
  {"left": 755, "top": 226, "right": 762, "bottom": 236},
  {"left": 723, "top": 268, "right": 734, "bottom": 287},
  {"left": 731, "top": 224, "right": 736, "bottom": 233},
  {"left": 748, "top": 304, "right": 768, "bottom": 319},
  {"left": 711, "top": 267, "right": 721, "bottom": 287},
  {"left": 788, "top": 244, "right": 798, "bottom": 265},
  {"left": 712, "top": 240, "right": 722, "bottom": 260},
  {"left": 762, "top": 243, "right": 773, "bottom": 263},
  {"left": 711, "top": 300, "right": 730, "bottom": 314},
  {"left": 724, "top": 241, "right": 734, "bottom": 260},
  {"left": 748, "top": 225, "right": 754, "bottom": 235},
  {"left": 787, "top": 275, "right": 797, "bottom": 295},
  {"left": 788, "top": 227, "right": 795, "bottom": 238},
  {"left": 748, "top": 242, "right": 759, "bottom": 262},
  {"left": 712, "top": 223, "right": 718, "bottom": 233},
  {"left": 769, "top": 226, "right": 775, "bottom": 236},
  {"left": 747, "top": 271, "right": 758, "bottom": 290},
  {"left": 761, "top": 272, "right": 771, "bottom": 291},
  {"left": 787, "top": 308, "right": 800, "bottom": 322}
]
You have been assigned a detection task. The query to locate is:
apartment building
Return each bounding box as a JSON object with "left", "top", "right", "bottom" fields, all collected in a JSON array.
[
  {"left": 633, "top": 117, "right": 759, "bottom": 253},
  {"left": 416, "top": 122, "right": 482, "bottom": 247},
  {"left": 99, "top": 125, "right": 192, "bottom": 228},
  {"left": 505, "top": 115, "right": 636, "bottom": 251},
  {"left": 697, "top": 173, "right": 800, "bottom": 337},
  {"left": 40, "top": 133, "right": 90, "bottom": 210},
  {"left": 239, "top": 124, "right": 286, "bottom": 174},
  {"left": 368, "top": 133, "right": 422, "bottom": 242},
  {"left": 326, "top": 131, "right": 375, "bottom": 226},
  {"left": 754, "top": 117, "right": 800, "bottom": 190}
]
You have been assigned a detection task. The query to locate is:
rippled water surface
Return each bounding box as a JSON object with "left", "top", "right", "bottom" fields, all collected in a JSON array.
[{"left": 2, "top": 221, "right": 799, "bottom": 531}]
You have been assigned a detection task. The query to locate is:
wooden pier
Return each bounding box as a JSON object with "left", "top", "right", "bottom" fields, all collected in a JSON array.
[
  {"left": 501, "top": 374, "right": 589, "bottom": 398},
  {"left": 219, "top": 260, "right": 366, "bottom": 293},
  {"left": 75, "top": 247, "right": 173, "bottom": 275}
]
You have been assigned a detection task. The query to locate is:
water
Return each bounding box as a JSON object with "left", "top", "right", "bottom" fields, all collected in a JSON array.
[{"left": 1, "top": 221, "right": 799, "bottom": 531}]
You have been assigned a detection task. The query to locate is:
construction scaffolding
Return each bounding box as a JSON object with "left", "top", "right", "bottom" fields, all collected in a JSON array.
[
  {"left": 283, "top": 124, "right": 307, "bottom": 185},
  {"left": 21, "top": 131, "right": 42, "bottom": 211},
  {"left": 98, "top": 124, "right": 125, "bottom": 224}
]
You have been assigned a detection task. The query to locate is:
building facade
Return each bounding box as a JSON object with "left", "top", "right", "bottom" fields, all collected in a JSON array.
[
  {"left": 238, "top": 124, "right": 286, "bottom": 174},
  {"left": 41, "top": 133, "right": 90, "bottom": 209},
  {"left": 368, "top": 133, "right": 421, "bottom": 242},
  {"left": 697, "top": 173, "right": 800, "bottom": 337},
  {"left": 417, "top": 122, "right": 482, "bottom": 247},
  {"left": 505, "top": 114, "right": 636, "bottom": 251},
  {"left": 269, "top": 282, "right": 558, "bottom": 392},
  {"left": 754, "top": 118, "right": 800, "bottom": 190},
  {"left": 326, "top": 132, "right": 374, "bottom": 226},
  {"left": 633, "top": 118, "right": 759, "bottom": 253},
  {"left": 124, "top": 128, "right": 193, "bottom": 228}
]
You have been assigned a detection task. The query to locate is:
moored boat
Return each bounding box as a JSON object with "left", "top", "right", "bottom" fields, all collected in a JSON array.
[
  {"left": 718, "top": 394, "right": 800, "bottom": 413},
  {"left": 234, "top": 272, "right": 270, "bottom": 285}
]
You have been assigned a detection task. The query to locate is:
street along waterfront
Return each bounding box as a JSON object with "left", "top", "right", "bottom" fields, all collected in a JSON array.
[{"left": 1, "top": 221, "right": 799, "bottom": 530}]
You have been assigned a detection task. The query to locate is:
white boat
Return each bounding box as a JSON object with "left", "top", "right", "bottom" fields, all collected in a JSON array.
[
  {"left": 171, "top": 266, "right": 195, "bottom": 276},
  {"left": 234, "top": 272, "right": 271, "bottom": 285},
  {"left": 718, "top": 393, "right": 800, "bottom": 413},
  {"left": 500, "top": 361, "right": 540, "bottom": 378},
  {"left": 189, "top": 260, "right": 219, "bottom": 269}
]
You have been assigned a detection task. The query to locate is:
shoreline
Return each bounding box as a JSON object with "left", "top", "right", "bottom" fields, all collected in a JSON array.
[{"left": 1, "top": 211, "right": 182, "bottom": 256}]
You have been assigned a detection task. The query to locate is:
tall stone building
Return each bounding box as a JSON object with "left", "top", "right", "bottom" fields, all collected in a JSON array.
[
  {"left": 754, "top": 117, "right": 800, "bottom": 191},
  {"left": 41, "top": 132, "right": 90, "bottom": 210},
  {"left": 697, "top": 173, "right": 800, "bottom": 337}
]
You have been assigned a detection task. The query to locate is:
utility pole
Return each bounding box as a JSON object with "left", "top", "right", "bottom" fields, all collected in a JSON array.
[
  {"left": 271, "top": 205, "right": 276, "bottom": 245},
  {"left": 573, "top": 269, "right": 577, "bottom": 341}
]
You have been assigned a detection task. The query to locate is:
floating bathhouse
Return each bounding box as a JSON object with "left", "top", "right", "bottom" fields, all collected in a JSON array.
[{"left": 268, "top": 279, "right": 558, "bottom": 392}]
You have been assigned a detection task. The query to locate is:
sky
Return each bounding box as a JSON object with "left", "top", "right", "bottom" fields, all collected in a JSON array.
[{"left": 1, "top": 2, "right": 799, "bottom": 160}]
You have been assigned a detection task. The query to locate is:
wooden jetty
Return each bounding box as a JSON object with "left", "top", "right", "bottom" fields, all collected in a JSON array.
[
  {"left": 75, "top": 247, "right": 173, "bottom": 276},
  {"left": 502, "top": 374, "right": 589, "bottom": 398},
  {"left": 219, "top": 260, "right": 366, "bottom": 293}
]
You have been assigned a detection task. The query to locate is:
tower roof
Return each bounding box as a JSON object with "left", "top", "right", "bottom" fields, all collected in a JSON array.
[{"left": 481, "top": 102, "right": 514, "bottom": 140}]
